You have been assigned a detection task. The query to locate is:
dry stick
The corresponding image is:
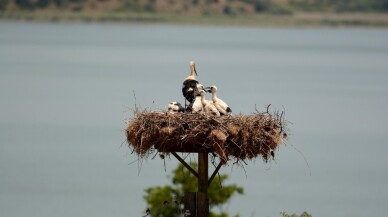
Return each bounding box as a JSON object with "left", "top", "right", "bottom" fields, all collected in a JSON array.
[
  {"left": 254, "top": 104, "right": 259, "bottom": 113},
  {"left": 290, "top": 143, "right": 312, "bottom": 176},
  {"left": 279, "top": 110, "right": 285, "bottom": 133},
  {"left": 232, "top": 160, "right": 248, "bottom": 179},
  {"left": 266, "top": 104, "right": 271, "bottom": 114},
  {"left": 151, "top": 151, "right": 159, "bottom": 160},
  {"left": 120, "top": 139, "right": 128, "bottom": 148},
  {"left": 215, "top": 142, "right": 228, "bottom": 163},
  {"left": 162, "top": 154, "right": 167, "bottom": 172},
  {"left": 127, "top": 158, "right": 139, "bottom": 166},
  {"left": 137, "top": 157, "right": 143, "bottom": 176},
  {"left": 133, "top": 90, "right": 138, "bottom": 111}
]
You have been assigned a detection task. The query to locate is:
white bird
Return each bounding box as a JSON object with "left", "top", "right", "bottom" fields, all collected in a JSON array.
[
  {"left": 189, "top": 83, "right": 212, "bottom": 113},
  {"left": 167, "top": 101, "right": 185, "bottom": 114},
  {"left": 199, "top": 90, "right": 220, "bottom": 117},
  {"left": 191, "top": 84, "right": 205, "bottom": 114},
  {"left": 207, "top": 85, "right": 232, "bottom": 115},
  {"left": 182, "top": 61, "right": 199, "bottom": 110}
]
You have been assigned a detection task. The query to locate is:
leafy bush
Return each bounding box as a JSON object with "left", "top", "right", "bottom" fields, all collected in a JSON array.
[
  {"left": 144, "top": 162, "right": 243, "bottom": 217},
  {"left": 280, "top": 211, "right": 312, "bottom": 217}
]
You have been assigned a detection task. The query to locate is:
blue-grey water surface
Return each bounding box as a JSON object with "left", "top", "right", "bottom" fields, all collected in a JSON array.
[{"left": 1, "top": 22, "right": 388, "bottom": 217}]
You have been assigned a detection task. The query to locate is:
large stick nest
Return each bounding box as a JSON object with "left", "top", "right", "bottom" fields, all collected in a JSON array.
[{"left": 125, "top": 108, "right": 287, "bottom": 164}]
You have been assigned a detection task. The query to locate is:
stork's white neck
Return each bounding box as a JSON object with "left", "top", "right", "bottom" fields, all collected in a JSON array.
[
  {"left": 200, "top": 94, "right": 207, "bottom": 105},
  {"left": 211, "top": 91, "right": 218, "bottom": 101},
  {"left": 190, "top": 65, "right": 196, "bottom": 77}
]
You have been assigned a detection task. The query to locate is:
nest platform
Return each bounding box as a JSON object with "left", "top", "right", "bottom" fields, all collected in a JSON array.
[{"left": 125, "top": 109, "right": 287, "bottom": 163}]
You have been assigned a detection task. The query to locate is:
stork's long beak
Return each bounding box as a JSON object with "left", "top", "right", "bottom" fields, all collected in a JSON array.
[
  {"left": 193, "top": 65, "right": 197, "bottom": 76},
  {"left": 204, "top": 87, "right": 211, "bottom": 92}
]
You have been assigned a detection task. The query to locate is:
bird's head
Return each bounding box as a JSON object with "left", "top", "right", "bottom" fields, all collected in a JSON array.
[
  {"left": 206, "top": 85, "right": 217, "bottom": 93},
  {"left": 196, "top": 83, "right": 204, "bottom": 91},
  {"left": 168, "top": 101, "right": 177, "bottom": 109}
]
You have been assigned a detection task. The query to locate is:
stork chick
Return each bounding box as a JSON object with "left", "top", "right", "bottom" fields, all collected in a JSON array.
[
  {"left": 167, "top": 101, "right": 185, "bottom": 114},
  {"left": 191, "top": 84, "right": 206, "bottom": 114},
  {"left": 207, "top": 85, "right": 232, "bottom": 115},
  {"left": 199, "top": 90, "right": 220, "bottom": 117}
]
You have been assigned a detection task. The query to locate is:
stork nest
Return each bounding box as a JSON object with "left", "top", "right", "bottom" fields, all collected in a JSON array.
[{"left": 125, "top": 108, "right": 288, "bottom": 163}]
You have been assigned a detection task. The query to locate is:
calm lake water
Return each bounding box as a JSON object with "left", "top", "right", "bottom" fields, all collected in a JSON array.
[{"left": 1, "top": 21, "right": 388, "bottom": 217}]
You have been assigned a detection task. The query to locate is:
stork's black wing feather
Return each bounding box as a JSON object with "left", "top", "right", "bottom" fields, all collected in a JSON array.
[
  {"left": 219, "top": 107, "right": 232, "bottom": 116},
  {"left": 185, "top": 101, "right": 194, "bottom": 113},
  {"left": 182, "top": 79, "right": 199, "bottom": 103}
]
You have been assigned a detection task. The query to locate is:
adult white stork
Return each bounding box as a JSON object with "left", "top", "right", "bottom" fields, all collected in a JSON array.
[
  {"left": 199, "top": 90, "right": 220, "bottom": 117},
  {"left": 207, "top": 85, "right": 232, "bottom": 115},
  {"left": 182, "top": 61, "right": 199, "bottom": 110},
  {"left": 167, "top": 101, "right": 185, "bottom": 114}
]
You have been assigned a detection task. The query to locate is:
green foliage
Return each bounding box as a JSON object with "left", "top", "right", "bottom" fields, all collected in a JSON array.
[
  {"left": 144, "top": 186, "right": 180, "bottom": 217},
  {"left": 288, "top": 0, "right": 388, "bottom": 12},
  {"left": 268, "top": 4, "right": 293, "bottom": 15},
  {"left": 242, "top": 0, "right": 271, "bottom": 12},
  {"left": 14, "top": 0, "right": 49, "bottom": 10},
  {"left": 223, "top": 4, "right": 248, "bottom": 16},
  {"left": 280, "top": 211, "right": 312, "bottom": 217},
  {"left": 144, "top": 162, "right": 244, "bottom": 217}
]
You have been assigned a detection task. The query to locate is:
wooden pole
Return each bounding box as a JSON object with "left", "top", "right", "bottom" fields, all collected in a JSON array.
[
  {"left": 197, "top": 192, "right": 209, "bottom": 217},
  {"left": 184, "top": 192, "right": 196, "bottom": 217},
  {"left": 198, "top": 152, "right": 208, "bottom": 193},
  {"left": 197, "top": 152, "right": 209, "bottom": 217}
]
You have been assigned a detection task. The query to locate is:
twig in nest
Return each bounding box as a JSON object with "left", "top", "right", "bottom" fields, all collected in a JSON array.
[
  {"left": 133, "top": 90, "right": 138, "bottom": 111},
  {"left": 266, "top": 104, "right": 271, "bottom": 114}
]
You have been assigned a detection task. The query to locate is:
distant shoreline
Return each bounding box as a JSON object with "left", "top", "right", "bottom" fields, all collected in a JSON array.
[{"left": 1, "top": 11, "right": 388, "bottom": 28}]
